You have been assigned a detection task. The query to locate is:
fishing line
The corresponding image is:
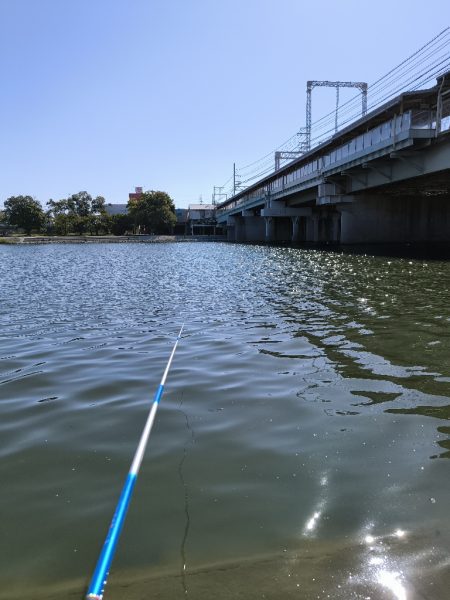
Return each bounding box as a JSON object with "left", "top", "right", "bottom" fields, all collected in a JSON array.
[{"left": 177, "top": 392, "right": 195, "bottom": 597}]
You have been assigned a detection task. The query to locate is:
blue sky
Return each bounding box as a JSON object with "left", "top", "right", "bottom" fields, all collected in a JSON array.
[{"left": 1, "top": 0, "right": 449, "bottom": 209}]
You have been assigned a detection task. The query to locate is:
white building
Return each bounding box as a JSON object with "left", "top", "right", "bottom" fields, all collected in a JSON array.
[{"left": 186, "top": 204, "right": 221, "bottom": 235}]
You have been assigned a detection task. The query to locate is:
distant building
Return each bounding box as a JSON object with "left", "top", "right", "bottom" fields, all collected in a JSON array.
[
  {"left": 128, "top": 186, "right": 143, "bottom": 204},
  {"left": 104, "top": 186, "right": 141, "bottom": 219},
  {"left": 104, "top": 203, "right": 128, "bottom": 216},
  {"left": 186, "top": 204, "right": 223, "bottom": 236},
  {"left": 104, "top": 192, "right": 223, "bottom": 236}
]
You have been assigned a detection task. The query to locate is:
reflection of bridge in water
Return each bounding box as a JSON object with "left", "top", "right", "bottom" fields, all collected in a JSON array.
[{"left": 216, "top": 71, "right": 450, "bottom": 245}]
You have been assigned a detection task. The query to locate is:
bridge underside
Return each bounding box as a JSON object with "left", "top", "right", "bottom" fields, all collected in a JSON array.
[
  {"left": 364, "top": 169, "right": 450, "bottom": 197},
  {"left": 225, "top": 168, "right": 450, "bottom": 245},
  {"left": 340, "top": 184, "right": 450, "bottom": 245},
  {"left": 224, "top": 129, "right": 450, "bottom": 245}
]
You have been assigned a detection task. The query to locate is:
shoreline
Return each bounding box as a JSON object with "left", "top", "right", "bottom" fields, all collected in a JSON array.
[{"left": 0, "top": 234, "right": 227, "bottom": 244}]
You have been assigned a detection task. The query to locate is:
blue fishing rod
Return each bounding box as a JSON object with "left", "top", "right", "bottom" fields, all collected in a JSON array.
[{"left": 86, "top": 325, "right": 184, "bottom": 600}]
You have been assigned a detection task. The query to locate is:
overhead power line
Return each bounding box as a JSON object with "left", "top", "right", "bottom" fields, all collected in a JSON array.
[{"left": 215, "top": 27, "right": 450, "bottom": 200}]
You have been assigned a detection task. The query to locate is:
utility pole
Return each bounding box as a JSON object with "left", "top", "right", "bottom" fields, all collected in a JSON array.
[{"left": 233, "top": 162, "right": 236, "bottom": 197}]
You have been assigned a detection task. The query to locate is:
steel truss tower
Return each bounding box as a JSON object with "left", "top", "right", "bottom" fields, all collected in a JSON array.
[
  {"left": 306, "top": 80, "right": 368, "bottom": 150},
  {"left": 212, "top": 186, "right": 227, "bottom": 204},
  {"left": 274, "top": 127, "right": 309, "bottom": 170}
]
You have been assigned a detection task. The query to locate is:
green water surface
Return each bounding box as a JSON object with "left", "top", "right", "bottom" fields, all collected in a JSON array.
[{"left": 0, "top": 243, "right": 449, "bottom": 600}]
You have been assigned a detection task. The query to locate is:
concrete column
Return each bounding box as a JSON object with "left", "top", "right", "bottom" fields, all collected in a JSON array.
[
  {"left": 306, "top": 215, "right": 320, "bottom": 242},
  {"left": 243, "top": 216, "right": 266, "bottom": 242},
  {"left": 265, "top": 217, "right": 275, "bottom": 242},
  {"left": 291, "top": 216, "right": 300, "bottom": 243},
  {"left": 226, "top": 216, "right": 236, "bottom": 242},
  {"left": 312, "top": 216, "right": 320, "bottom": 242},
  {"left": 331, "top": 213, "right": 341, "bottom": 243},
  {"left": 235, "top": 216, "right": 245, "bottom": 242}
]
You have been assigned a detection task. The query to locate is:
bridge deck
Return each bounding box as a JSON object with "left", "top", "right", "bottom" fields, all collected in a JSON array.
[{"left": 217, "top": 73, "right": 450, "bottom": 222}]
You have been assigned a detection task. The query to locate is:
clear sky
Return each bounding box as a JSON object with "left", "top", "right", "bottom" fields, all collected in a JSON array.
[{"left": 1, "top": 0, "right": 449, "bottom": 209}]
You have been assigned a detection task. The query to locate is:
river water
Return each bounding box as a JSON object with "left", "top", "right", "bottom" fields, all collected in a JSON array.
[{"left": 0, "top": 242, "right": 449, "bottom": 600}]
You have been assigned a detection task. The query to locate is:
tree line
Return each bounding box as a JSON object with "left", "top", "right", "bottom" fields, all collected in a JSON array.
[{"left": 0, "top": 190, "right": 177, "bottom": 236}]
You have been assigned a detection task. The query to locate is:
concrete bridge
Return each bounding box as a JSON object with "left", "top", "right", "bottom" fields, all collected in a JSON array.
[{"left": 216, "top": 71, "right": 450, "bottom": 245}]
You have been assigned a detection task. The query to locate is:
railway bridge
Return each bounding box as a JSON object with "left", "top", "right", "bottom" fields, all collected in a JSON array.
[{"left": 216, "top": 71, "right": 450, "bottom": 245}]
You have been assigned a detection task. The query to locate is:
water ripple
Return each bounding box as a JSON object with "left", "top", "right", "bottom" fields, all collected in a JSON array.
[{"left": 0, "top": 243, "right": 449, "bottom": 599}]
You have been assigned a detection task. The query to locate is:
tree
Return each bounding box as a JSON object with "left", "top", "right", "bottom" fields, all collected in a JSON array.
[
  {"left": 72, "top": 215, "right": 89, "bottom": 235},
  {"left": 53, "top": 213, "right": 76, "bottom": 235},
  {"left": 110, "top": 213, "right": 133, "bottom": 236},
  {"left": 127, "top": 190, "right": 176, "bottom": 234},
  {"left": 92, "top": 195, "right": 106, "bottom": 214},
  {"left": 86, "top": 213, "right": 111, "bottom": 235},
  {"left": 4, "top": 195, "right": 45, "bottom": 234},
  {"left": 47, "top": 198, "right": 70, "bottom": 217},
  {"left": 99, "top": 212, "right": 113, "bottom": 234},
  {"left": 42, "top": 210, "right": 55, "bottom": 234},
  {"left": 47, "top": 192, "right": 109, "bottom": 235},
  {"left": 69, "top": 191, "right": 92, "bottom": 217}
]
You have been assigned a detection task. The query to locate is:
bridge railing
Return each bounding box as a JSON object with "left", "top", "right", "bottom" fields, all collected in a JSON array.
[
  {"left": 217, "top": 109, "right": 436, "bottom": 218},
  {"left": 440, "top": 96, "right": 450, "bottom": 132}
]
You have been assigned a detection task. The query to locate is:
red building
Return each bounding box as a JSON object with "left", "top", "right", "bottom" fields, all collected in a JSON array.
[{"left": 128, "top": 186, "right": 143, "bottom": 204}]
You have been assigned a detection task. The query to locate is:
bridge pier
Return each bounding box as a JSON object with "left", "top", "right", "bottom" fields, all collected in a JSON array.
[
  {"left": 262, "top": 207, "right": 313, "bottom": 244},
  {"left": 242, "top": 211, "right": 265, "bottom": 242},
  {"left": 291, "top": 216, "right": 310, "bottom": 243},
  {"left": 316, "top": 211, "right": 341, "bottom": 243},
  {"left": 224, "top": 192, "right": 450, "bottom": 246},
  {"left": 291, "top": 216, "right": 300, "bottom": 243},
  {"left": 226, "top": 215, "right": 237, "bottom": 242},
  {"left": 235, "top": 215, "right": 245, "bottom": 242},
  {"left": 338, "top": 193, "right": 450, "bottom": 244},
  {"left": 265, "top": 216, "right": 275, "bottom": 242},
  {"left": 227, "top": 213, "right": 266, "bottom": 243},
  {"left": 306, "top": 215, "right": 320, "bottom": 242},
  {"left": 331, "top": 213, "right": 341, "bottom": 243},
  {"left": 228, "top": 208, "right": 343, "bottom": 244},
  {"left": 276, "top": 217, "right": 292, "bottom": 242}
]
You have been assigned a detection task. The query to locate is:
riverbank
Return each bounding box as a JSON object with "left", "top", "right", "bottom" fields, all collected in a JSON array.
[{"left": 0, "top": 234, "right": 227, "bottom": 244}]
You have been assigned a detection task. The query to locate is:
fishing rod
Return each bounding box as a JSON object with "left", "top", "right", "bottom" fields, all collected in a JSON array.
[{"left": 86, "top": 324, "right": 184, "bottom": 600}]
